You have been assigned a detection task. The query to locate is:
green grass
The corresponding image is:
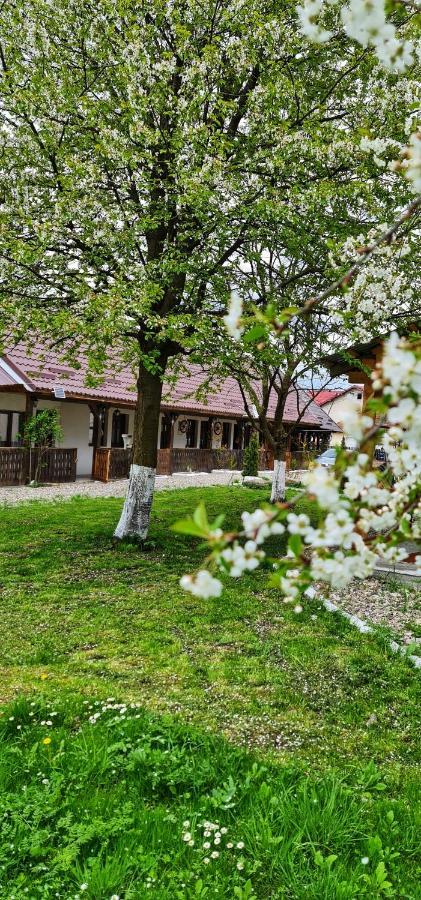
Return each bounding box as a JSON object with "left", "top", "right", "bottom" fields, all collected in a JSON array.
[{"left": 0, "top": 486, "right": 420, "bottom": 898}]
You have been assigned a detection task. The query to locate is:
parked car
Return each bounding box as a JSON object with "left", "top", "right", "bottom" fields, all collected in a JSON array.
[
  {"left": 373, "top": 445, "right": 387, "bottom": 467},
  {"left": 315, "top": 448, "right": 336, "bottom": 467}
]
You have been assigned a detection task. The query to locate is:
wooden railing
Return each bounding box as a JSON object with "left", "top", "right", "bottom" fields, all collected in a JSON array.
[
  {"left": 92, "top": 447, "right": 133, "bottom": 482},
  {"left": 0, "top": 447, "right": 27, "bottom": 485},
  {"left": 32, "top": 448, "right": 77, "bottom": 483},
  {"left": 159, "top": 447, "right": 274, "bottom": 474},
  {"left": 0, "top": 447, "right": 77, "bottom": 485},
  {"left": 92, "top": 446, "right": 276, "bottom": 481}
]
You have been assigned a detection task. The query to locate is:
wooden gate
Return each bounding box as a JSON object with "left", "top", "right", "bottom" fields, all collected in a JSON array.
[{"left": 92, "top": 448, "right": 132, "bottom": 482}]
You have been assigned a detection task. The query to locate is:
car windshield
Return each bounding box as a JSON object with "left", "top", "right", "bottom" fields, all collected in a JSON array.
[{"left": 319, "top": 449, "right": 335, "bottom": 458}]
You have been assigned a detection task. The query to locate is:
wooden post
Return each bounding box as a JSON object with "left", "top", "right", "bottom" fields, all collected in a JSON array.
[
  {"left": 89, "top": 403, "right": 107, "bottom": 477},
  {"left": 285, "top": 433, "right": 292, "bottom": 471},
  {"left": 167, "top": 412, "right": 178, "bottom": 475},
  {"left": 207, "top": 416, "right": 214, "bottom": 450},
  {"left": 23, "top": 392, "right": 37, "bottom": 482}
]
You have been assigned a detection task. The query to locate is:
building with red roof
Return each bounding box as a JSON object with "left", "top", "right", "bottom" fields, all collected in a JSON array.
[
  {"left": 310, "top": 384, "right": 364, "bottom": 445},
  {"left": 0, "top": 343, "right": 341, "bottom": 481}
]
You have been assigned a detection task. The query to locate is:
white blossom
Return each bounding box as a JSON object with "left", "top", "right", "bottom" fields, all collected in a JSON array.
[
  {"left": 223, "top": 292, "right": 243, "bottom": 341},
  {"left": 297, "top": 0, "right": 332, "bottom": 43},
  {"left": 303, "top": 466, "right": 341, "bottom": 509},
  {"left": 286, "top": 513, "right": 312, "bottom": 535},
  {"left": 220, "top": 540, "right": 264, "bottom": 577},
  {"left": 179, "top": 571, "right": 222, "bottom": 598}
]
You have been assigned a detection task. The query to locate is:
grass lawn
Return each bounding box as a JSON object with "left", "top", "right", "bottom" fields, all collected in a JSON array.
[{"left": 0, "top": 486, "right": 420, "bottom": 898}]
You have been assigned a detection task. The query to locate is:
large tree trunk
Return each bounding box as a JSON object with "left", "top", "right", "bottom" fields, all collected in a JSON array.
[
  {"left": 114, "top": 362, "right": 163, "bottom": 542},
  {"left": 270, "top": 456, "right": 286, "bottom": 503}
]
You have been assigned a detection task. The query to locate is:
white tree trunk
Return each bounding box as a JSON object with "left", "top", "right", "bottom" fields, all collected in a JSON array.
[
  {"left": 114, "top": 464, "right": 156, "bottom": 541},
  {"left": 270, "top": 458, "right": 286, "bottom": 502}
]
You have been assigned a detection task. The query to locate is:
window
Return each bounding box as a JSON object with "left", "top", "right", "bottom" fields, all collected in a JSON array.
[
  {"left": 357, "top": 392, "right": 362, "bottom": 399},
  {"left": 222, "top": 421, "right": 231, "bottom": 448},
  {"left": 0, "top": 411, "right": 26, "bottom": 446},
  {"left": 160, "top": 415, "right": 172, "bottom": 449},
  {"left": 233, "top": 422, "right": 243, "bottom": 449},
  {"left": 186, "top": 419, "right": 197, "bottom": 448},
  {"left": 89, "top": 408, "right": 106, "bottom": 446},
  {"left": 200, "top": 419, "right": 211, "bottom": 449},
  {"left": 243, "top": 423, "right": 252, "bottom": 447},
  {"left": 111, "top": 410, "right": 129, "bottom": 448},
  {"left": 0, "top": 411, "right": 11, "bottom": 446}
]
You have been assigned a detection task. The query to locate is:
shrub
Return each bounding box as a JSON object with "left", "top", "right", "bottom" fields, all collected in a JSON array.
[{"left": 242, "top": 435, "right": 259, "bottom": 477}]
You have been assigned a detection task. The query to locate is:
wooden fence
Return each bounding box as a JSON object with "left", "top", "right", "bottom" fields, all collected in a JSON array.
[
  {"left": 0, "top": 447, "right": 77, "bottom": 485},
  {"left": 0, "top": 448, "right": 27, "bottom": 485},
  {"left": 92, "top": 446, "right": 276, "bottom": 482}
]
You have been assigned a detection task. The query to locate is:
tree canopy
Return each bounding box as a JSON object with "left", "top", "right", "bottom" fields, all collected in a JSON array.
[{"left": 0, "top": 0, "right": 416, "bottom": 373}]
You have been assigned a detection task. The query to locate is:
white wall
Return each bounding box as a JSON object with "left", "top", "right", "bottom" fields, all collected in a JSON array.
[
  {"left": 0, "top": 392, "right": 26, "bottom": 411},
  {"left": 0, "top": 393, "right": 93, "bottom": 477},
  {"left": 173, "top": 416, "right": 199, "bottom": 448},
  {"left": 58, "top": 403, "right": 92, "bottom": 476},
  {"left": 327, "top": 390, "right": 364, "bottom": 447},
  {"left": 35, "top": 398, "right": 92, "bottom": 477},
  {"left": 170, "top": 416, "right": 234, "bottom": 449}
]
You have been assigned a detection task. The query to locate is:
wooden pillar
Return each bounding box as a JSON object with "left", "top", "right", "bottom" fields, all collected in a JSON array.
[
  {"left": 89, "top": 403, "right": 106, "bottom": 478},
  {"left": 207, "top": 416, "right": 214, "bottom": 450},
  {"left": 24, "top": 392, "right": 36, "bottom": 423},
  {"left": 23, "top": 393, "right": 37, "bottom": 482},
  {"left": 5, "top": 412, "right": 12, "bottom": 446},
  {"left": 285, "top": 433, "right": 292, "bottom": 471},
  {"left": 167, "top": 412, "right": 178, "bottom": 475},
  {"left": 102, "top": 406, "right": 110, "bottom": 447},
  {"left": 168, "top": 412, "right": 178, "bottom": 449}
]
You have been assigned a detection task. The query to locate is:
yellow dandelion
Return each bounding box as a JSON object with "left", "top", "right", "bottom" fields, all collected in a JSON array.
[
  {"left": 40, "top": 674, "right": 48, "bottom": 681},
  {"left": 42, "top": 737, "right": 51, "bottom": 745}
]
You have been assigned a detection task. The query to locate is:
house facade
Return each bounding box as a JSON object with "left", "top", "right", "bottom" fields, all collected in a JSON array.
[
  {"left": 0, "top": 343, "right": 341, "bottom": 482},
  {"left": 311, "top": 386, "right": 364, "bottom": 445}
]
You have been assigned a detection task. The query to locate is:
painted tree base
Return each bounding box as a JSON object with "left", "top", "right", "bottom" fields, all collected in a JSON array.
[
  {"left": 270, "top": 459, "right": 286, "bottom": 502},
  {"left": 114, "top": 464, "right": 155, "bottom": 542}
]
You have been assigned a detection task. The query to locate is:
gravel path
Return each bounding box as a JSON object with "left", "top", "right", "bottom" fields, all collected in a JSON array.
[
  {"left": 329, "top": 579, "right": 421, "bottom": 645},
  {"left": 0, "top": 469, "right": 305, "bottom": 506},
  {"left": 0, "top": 470, "right": 275, "bottom": 505}
]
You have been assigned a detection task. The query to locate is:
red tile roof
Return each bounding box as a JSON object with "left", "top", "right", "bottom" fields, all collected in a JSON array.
[
  {"left": 1, "top": 343, "right": 341, "bottom": 431},
  {"left": 0, "top": 364, "right": 19, "bottom": 387},
  {"left": 311, "top": 386, "right": 364, "bottom": 406}
]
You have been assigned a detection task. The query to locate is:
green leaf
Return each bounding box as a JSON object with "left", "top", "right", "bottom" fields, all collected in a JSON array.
[
  {"left": 375, "top": 861, "right": 388, "bottom": 885},
  {"left": 193, "top": 501, "right": 210, "bottom": 533},
  {"left": 171, "top": 518, "right": 209, "bottom": 538},
  {"left": 288, "top": 534, "right": 303, "bottom": 557},
  {"left": 210, "top": 513, "right": 225, "bottom": 531},
  {"left": 243, "top": 324, "right": 267, "bottom": 343}
]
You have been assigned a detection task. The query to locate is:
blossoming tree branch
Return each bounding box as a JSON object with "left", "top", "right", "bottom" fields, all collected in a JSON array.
[
  {"left": 177, "top": 0, "right": 420, "bottom": 600},
  {"left": 177, "top": 308, "right": 420, "bottom": 601}
]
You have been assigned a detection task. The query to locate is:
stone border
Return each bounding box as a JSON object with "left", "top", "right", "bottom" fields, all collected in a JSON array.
[{"left": 323, "top": 598, "right": 421, "bottom": 669}]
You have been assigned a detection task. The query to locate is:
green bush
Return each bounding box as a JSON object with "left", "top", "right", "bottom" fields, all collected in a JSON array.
[{"left": 242, "top": 435, "right": 259, "bottom": 477}]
